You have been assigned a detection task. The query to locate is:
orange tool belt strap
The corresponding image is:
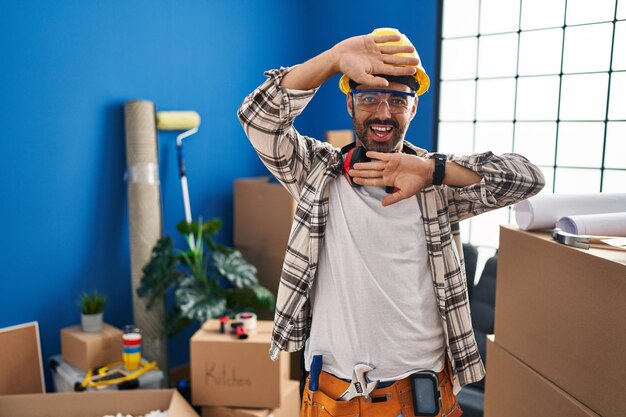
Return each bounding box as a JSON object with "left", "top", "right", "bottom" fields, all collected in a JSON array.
[{"left": 301, "top": 361, "right": 462, "bottom": 417}]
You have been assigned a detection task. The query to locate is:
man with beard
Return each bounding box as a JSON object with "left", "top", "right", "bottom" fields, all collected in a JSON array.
[{"left": 238, "top": 28, "right": 544, "bottom": 417}]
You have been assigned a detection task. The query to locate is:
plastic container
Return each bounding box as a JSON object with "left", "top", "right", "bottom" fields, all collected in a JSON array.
[{"left": 48, "top": 354, "right": 163, "bottom": 392}]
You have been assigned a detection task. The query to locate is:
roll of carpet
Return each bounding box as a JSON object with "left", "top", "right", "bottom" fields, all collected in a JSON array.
[{"left": 123, "top": 100, "right": 168, "bottom": 384}]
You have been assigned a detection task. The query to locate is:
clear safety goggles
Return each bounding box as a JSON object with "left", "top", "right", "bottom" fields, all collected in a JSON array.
[{"left": 350, "top": 89, "right": 416, "bottom": 114}]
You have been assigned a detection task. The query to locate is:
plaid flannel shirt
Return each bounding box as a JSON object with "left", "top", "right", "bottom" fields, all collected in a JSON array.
[{"left": 237, "top": 67, "right": 545, "bottom": 388}]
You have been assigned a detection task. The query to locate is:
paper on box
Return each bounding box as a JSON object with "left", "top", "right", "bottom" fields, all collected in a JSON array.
[
  {"left": 495, "top": 226, "right": 626, "bottom": 417},
  {"left": 191, "top": 320, "right": 290, "bottom": 408},
  {"left": 61, "top": 323, "right": 123, "bottom": 371},
  {"left": 484, "top": 336, "right": 600, "bottom": 417}
]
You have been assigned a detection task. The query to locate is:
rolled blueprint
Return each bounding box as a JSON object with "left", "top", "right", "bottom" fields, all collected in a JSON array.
[
  {"left": 555, "top": 212, "right": 626, "bottom": 236},
  {"left": 514, "top": 193, "right": 626, "bottom": 230},
  {"left": 124, "top": 100, "right": 167, "bottom": 384}
]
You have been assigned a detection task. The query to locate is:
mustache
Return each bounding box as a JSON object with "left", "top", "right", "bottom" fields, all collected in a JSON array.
[{"left": 365, "top": 119, "right": 398, "bottom": 129}]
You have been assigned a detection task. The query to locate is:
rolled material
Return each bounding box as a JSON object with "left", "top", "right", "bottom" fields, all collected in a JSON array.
[
  {"left": 555, "top": 212, "right": 626, "bottom": 236},
  {"left": 515, "top": 193, "right": 626, "bottom": 230},
  {"left": 124, "top": 100, "right": 168, "bottom": 385}
]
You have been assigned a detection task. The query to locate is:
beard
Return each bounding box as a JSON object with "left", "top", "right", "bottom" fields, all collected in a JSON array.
[{"left": 352, "top": 117, "right": 405, "bottom": 153}]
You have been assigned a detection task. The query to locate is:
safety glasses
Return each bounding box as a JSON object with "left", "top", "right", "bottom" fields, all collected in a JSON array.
[{"left": 350, "top": 89, "right": 416, "bottom": 114}]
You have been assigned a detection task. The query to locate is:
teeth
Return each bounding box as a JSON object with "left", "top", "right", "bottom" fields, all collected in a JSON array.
[{"left": 371, "top": 126, "right": 392, "bottom": 132}]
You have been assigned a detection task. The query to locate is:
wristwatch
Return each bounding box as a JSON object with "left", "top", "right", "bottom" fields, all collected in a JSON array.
[{"left": 432, "top": 153, "right": 447, "bottom": 186}]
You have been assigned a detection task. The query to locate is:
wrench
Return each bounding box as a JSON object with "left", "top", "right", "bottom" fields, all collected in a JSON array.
[{"left": 337, "top": 363, "right": 379, "bottom": 401}]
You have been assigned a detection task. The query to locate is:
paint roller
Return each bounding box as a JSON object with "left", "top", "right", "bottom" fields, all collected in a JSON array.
[{"left": 156, "top": 111, "right": 201, "bottom": 225}]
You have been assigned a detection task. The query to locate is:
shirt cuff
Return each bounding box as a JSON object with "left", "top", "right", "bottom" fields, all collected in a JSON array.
[{"left": 263, "top": 67, "right": 319, "bottom": 122}]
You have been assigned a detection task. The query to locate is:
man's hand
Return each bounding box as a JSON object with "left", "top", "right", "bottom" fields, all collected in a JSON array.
[
  {"left": 280, "top": 33, "right": 419, "bottom": 91},
  {"left": 331, "top": 34, "right": 420, "bottom": 88},
  {"left": 350, "top": 151, "right": 433, "bottom": 207}
]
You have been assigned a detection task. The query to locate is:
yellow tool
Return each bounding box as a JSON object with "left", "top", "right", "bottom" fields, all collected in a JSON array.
[
  {"left": 75, "top": 360, "right": 159, "bottom": 391},
  {"left": 156, "top": 111, "right": 202, "bottom": 225}
]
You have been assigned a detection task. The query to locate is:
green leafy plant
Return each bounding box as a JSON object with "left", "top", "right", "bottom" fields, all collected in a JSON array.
[
  {"left": 76, "top": 290, "right": 108, "bottom": 315},
  {"left": 137, "top": 219, "right": 275, "bottom": 338}
]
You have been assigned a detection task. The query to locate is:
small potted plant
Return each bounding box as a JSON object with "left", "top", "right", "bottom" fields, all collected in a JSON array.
[{"left": 76, "top": 289, "right": 108, "bottom": 332}]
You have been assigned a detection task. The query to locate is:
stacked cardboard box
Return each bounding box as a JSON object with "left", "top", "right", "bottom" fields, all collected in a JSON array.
[
  {"left": 191, "top": 320, "right": 300, "bottom": 416},
  {"left": 485, "top": 226, "right": 626, "bottom": 417},
  {"left": 61, "top": 323, "right": 123, "bottom": 371},
  {"left": 234, "top": 177, "right": 295, "bottom": 299}
]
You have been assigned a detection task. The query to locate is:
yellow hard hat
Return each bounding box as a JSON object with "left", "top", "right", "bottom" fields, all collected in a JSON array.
[{"left": 338, "top": 28, "right": 430, "bottom": 96}]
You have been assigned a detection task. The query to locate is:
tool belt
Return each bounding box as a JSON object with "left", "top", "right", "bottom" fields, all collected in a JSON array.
[{"left": 301, "top": 362, "right": 462, "bottom": 417}]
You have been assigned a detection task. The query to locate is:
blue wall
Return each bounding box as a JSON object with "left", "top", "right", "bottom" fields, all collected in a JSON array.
[{"left": 0, "top": 0, "right": 437, "bottom": 391}]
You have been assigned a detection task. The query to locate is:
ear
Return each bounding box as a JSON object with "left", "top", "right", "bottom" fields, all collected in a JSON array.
[{"left": 346, "top": 93, "right": 353, "bottom": 118}]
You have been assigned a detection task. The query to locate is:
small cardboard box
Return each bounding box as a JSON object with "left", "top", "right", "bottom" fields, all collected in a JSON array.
[
  {"left": 0, "top": 322, "right": 45, "bottom": 395},
  {"left": 61, "top": 323, "right": 123, "bottom": 371},
  {"left": 191, "top": 320, "right": 289, "bottom": 408},
  {"left": 0, "top": 389, "right": 199, "bottom": 417},
  {"left": 495, "top": 226, "right": 626, "bottom": 417},
  {"left": 325, "top": 130, "right": 353, "bottom": 148},
  {"left": 484, "top": 336, "right": 600, "bottom": 417},
  {"left": 201, "top": 380, "right": 300, "bottom": 417}
]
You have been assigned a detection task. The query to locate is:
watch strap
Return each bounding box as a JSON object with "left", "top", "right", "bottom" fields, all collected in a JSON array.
[{"left": 432, "top": 153, "right": 446, "bottom": 186}]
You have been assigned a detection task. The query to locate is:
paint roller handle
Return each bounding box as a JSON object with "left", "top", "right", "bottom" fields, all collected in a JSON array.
[{"left": 177, "top": 142, "right": 187, "bottom": 177}]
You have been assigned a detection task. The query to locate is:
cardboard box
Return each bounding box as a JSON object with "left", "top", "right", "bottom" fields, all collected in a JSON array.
[
  {"left": 238, "top": 246, "right": 286, "bottom": 299},
  {"left": 61, "top": 323, "right": 123, "bottom": 371},
  {"left": 484, "top": 336, "right": 600, "bottom": 417},
  {"left": 325, "top": 130, "right": 353, "bottom": 148},
  {"left": 0, "top": 389, "right": 199, "bottom": 417},
  {"left": 495, "top": 225, "right": 626, "bottom": 417},
  {"left": 0, "top": 322, "right": 44, "bottom": 395},
  {"left": 191, "top": 320, "right": 290, "bottom": 408},
  {"left": 234, "top": 177, "right": 295, "bottom": 254},
  {"left": 201, "top": 380, "right": 300, "bottom": 417}
]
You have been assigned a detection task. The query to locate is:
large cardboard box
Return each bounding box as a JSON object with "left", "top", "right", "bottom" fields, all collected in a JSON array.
[
  {"left": 191, "top": 320, "right": 290, "bottom": 408},
  {"left": 0, "top": 389, "right": 199, "bottom": 417},
  {"left": 234, "top": 177, "right": 295, "bottom": 297},
  {"left": 61, "top": 323, "right": 123, "bottom": 371},
  {"left": 495, "top": 225, "right": 626, "bottom": 417},
  {"left": 484, "top": 336, "right": 600, "bottom": 417},
  {"left": 0, "top": 322, "right": 45, "bottom": 395},
  {"left": 201, "top": 380, "right": 300, "bottom": 417},
  {"left": 234, "top": 177, "right": 295, "bottom": 254}
]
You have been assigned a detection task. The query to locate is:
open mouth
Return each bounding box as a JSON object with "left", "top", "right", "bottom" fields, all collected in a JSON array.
[{"left": 369, "top": 125, "right": 394, "bottom": 142}]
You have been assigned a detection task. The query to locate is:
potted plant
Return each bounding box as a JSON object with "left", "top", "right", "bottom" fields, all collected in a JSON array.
[
  {"left": 76, "top": 289, "right": 108, "bottom": 332},
  {"left": 137, "top": 218, "right": 275, "bottom": 338}
]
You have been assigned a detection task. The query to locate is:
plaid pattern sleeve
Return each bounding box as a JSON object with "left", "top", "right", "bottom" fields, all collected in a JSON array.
[
  {"left": 446, "top": 152, "right": 545, "bottom": 222},
  {"left": 237, "top": 66, "right": 321, "bottom": 199},
  {"left": 237, "top": 67, "right": 342, "bottom": 361}
]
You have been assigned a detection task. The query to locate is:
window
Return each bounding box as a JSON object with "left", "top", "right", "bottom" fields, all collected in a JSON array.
[{"left": 437, "top": 0, "right": 626, "bottom": 276}]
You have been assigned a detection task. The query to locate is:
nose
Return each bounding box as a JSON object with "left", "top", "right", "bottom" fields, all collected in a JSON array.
[{"left": 373, "top": 99, "right": 392, "bottom": 118}]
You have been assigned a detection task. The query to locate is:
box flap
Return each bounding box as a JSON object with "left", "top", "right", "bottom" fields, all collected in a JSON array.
[
  {"left": 0, "top": 322, "right": 45, "bottom": 395},
  {"left": 0, "top": 389, "right": 199, "bottom": 417}
]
